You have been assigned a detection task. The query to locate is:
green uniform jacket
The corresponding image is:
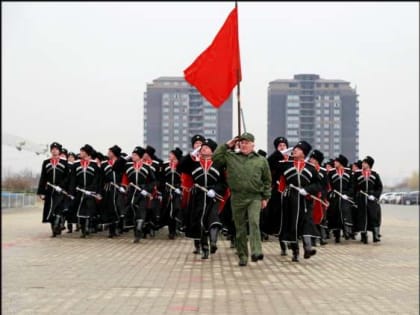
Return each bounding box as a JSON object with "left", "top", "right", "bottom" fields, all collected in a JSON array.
[{"left": 212, "top": 144, "right": 272, "bottom": 200}]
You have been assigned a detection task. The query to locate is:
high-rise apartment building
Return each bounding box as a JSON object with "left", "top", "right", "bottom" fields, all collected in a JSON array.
[
  {"left": 143, "top": 77, "right": 232, "bottom": 158},
  {"left": 267, "top": 74, "right": 359, "bottom": 162}
]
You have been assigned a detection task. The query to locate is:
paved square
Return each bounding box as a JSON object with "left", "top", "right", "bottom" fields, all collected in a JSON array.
[{"left": 2, "top": 204, "right": 418, "bottom": 314}]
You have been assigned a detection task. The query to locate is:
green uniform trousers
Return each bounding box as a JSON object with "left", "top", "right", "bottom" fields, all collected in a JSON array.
[{"left": 231, "top": 194, "right": 262, "bottom": 261}]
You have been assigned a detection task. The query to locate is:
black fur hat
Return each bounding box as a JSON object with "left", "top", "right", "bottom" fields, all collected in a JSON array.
[
  {"left": 145, "top": 145, "right": 156, "bottom": 158},
  {"left": 202, "top": 138, "right": 218, "bottom": 152},
  {"left": 80, "top": 144, "right": 94, "bottom": 157},
  {"left": 170, "top": 147, "right": 183, "bottom": 161},
  {"left": 191, "top": 134, "right": 205, "bottom": 147},
  {"left": 363, "top": 156, "right": 374, "bottom": 168},
  {"left": 132, "top": 146, "right": 145, "bottom": 158},
  {"left": 293, "top": 140, "right": 312, "bottom": 157},
  {"left": 273, "top": 136, "right": 288, "bottom": 149},
  {"left": 109, "top": 145, "right": 122, "bottom": 158},
  {"left": 310, "top": 149, "right": 324, "bottom": 165},
  {"left": 61, "top": 148, "right": 68, "bottom": 157},
  {"left": 50, "top": 142, "right": 62, "bottom": 152},
  {"left": 335, "top": 154, "right": 348, "bottom": 167}
]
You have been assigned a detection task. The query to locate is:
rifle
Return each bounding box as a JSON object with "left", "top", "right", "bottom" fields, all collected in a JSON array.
[
  {"left": 289, "top": 183, "right": 329, "bottom": 207},
  {"left": 47, "top": 182, "right": 74, "bottom": 200},
  {"left": 129, "top": 182, "right": 152, "bottom": 199},
  {"left": 333, "top": 189, "right": 356, "bottom": 205},
  {"left": 194, "top": 183, "right": 224, "bottom": 202},
  {"left": 76, "top": 187, "right": 102, "bottom": 200}
]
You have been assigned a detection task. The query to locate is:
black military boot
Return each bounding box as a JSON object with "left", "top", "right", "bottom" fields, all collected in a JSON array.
[
  {"left": 84, "top": 219, "right": 90, "bottom": 237},
  {"left": 333, "top": 230, "right": 341, "bottom": 243},
  {"left": 373, "top": 227, "right": 381, "bottom": 243},
  {"left": 343, "top": 225, "right": 352, "bottom": 240},
  {"left": 291, "top": 243, "right": 299, "bottom": 262},
  {"left": 67, "top": 222, "right": 73, "bottom": 233},
  {"left": 361, "top": 232, "right": 368, "bottom": 244},
  {"left": 50, "top": 223, "right": 57, "bottom": 237},
  {"left": 303, "top": 236, "right": 317, "bottom": 259},
  {"left": 133, "top": 219, "right": 144, "bottom": 243},
  {"left": 320, "top": 227, "right": 328, "bottom": 245},
  {"left": 108, "top": 223, "right": 117, "bottom": 238},
  {"left": 201, "top": 247, "right": 209, "bottom": 259},
  {"left": 280, "top": 240, "right": 287, "bottom": 256},
  {"left": 209, "top": 228, "right": 218, "bottom": 254},
  {"left": 80, "top": 219, "right": 87, "bottom": 238},
  {"left": 193, "top": 240, "right": 200, "bottom": 254},
  {"left": 118, "top": 218, "right": 125, "bottom": 235},
  {"left": 54, "top": 215, "right": 62, "bottom": 236}
]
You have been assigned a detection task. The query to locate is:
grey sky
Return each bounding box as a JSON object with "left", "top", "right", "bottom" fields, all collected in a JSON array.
[{"left": 2, "top": 2, "right": 419, "bottom": 186}]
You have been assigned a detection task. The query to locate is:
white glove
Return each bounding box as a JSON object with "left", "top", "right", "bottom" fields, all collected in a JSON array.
[
  {"left": 207, "top": 189, "right": 216, "bottom": 198},
  {"left": 140, "top": 190, "right": 149, "bottom": 197},
  {"left": 341, "top": 194, "right": 349, "bottom": 200},
  {"left": 96, "top": 194, "right": 102, "bottom": 200},
  {"left": 55, "top": 186, "right": 62, "bottom": 193},
  {"left": 368, "top": 195, "right": 376, "bottom": 201},
  {"left": 174, "top": 188, "right": 181, "bottom": 195},
  {"left": 191, "top": 146, "right": 201, "bottom": 158},
  {"left": 119, "top": 186, "right": 126, "bottom": 194},
  {"left": 298, "top": 188, "right": 308, "bottom": 196},
  {"left": 85, "top": 191, "right": 93, "bottom": 196}
]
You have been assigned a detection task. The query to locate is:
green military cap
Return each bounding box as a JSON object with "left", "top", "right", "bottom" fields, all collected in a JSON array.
[{"left": 239, "top": 132, "right": 255, "bottom": 142}]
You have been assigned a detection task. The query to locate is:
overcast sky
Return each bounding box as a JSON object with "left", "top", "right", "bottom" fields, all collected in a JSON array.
[{"left": 2, "top": 2, "right": 419, "bottom": 186}]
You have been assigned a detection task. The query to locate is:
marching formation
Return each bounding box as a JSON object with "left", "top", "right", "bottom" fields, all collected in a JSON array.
[{"left": 37, "top": 133, "right": 383, "bottom": 267}]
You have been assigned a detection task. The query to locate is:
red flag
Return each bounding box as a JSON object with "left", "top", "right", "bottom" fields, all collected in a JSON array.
[{"left": 184, "top": 7, "right": 241, "bottom": 108}]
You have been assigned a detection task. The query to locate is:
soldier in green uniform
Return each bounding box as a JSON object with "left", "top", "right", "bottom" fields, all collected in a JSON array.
[{"left": 213, "top": 132, "right": 272, "bottom": 266}]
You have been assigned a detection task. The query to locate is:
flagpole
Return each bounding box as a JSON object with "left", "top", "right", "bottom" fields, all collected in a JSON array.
[{"left": 235, "top": 1, "right": 241, "bottom": 136}]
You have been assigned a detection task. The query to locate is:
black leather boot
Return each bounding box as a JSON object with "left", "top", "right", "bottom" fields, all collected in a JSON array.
[
  {"left": 50, "top": 223, "right": 57, "bottom": 237},
  {"left": 133, "top": 219, "right": 144, "bottom": 243},
  {"left": 280, "top": 240, "right": 287, "bottom": 256},
  {"left": 320, "top": 227, "right": 328, "bottom": 245},
  {"left": 67, "top": 222, "right": 73, "bottom": 233},
  {"left": 303, "top": 236, "right": 316, "bottom": 259},
  {"left": 54, "top": 215, "right": 62, "bottom": 236},
  {"left": 333, "top": 230, "right": 341, "bottom": 243},
  {"left": 201, "top": 248, "right": 209, "bottom": 259},
  {"left": 118, "top": 218, "right": 125, "bottom": 235},
  {"left": 373, "top": 227, "right": 381, "bottom": 242},
  {"left": 361, "top": 232, "right": 368, "bottom": 244},
  {"left": 291, "top": 243, "right": 299, "bottom": 262},
  {"left": 108, "top": 223, "right": 117, "bottom": 238},
  {"left": 193, "top": 240, "right": 200, "bottom": 254},
  {"left": 209, "top": 228, "right": 218, "bottom": 254}
]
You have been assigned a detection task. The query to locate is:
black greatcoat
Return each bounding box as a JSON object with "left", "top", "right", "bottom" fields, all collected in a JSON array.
[
  {"left": 158, "top": 160, "right": 183, "bottom": 229},
  {"left": 37, "top": 157, "right": 70, "bottom": 223},
  {"left": 326, "top": 167, "right": 354, "bottom": 231},
  {"left": 277, "top": 160, "right": 322, "bottom": 243},
  {"left": 123, "top": 160, "right": 156, "bottom": 227},
  {"left": 99, "top": 158, "right": 126, "bottom": 224},
  {"left": 261, "top": 150, "right": 287, "bottom": 235},
  {"left": 178, "top": 155, "right": 226, "bottom": 239},
  {"left": 352, "top": 169, "right": 383, "bottom": 232},
  {"left": 68, "top": 159, "right": 101, "bottom": 220}
]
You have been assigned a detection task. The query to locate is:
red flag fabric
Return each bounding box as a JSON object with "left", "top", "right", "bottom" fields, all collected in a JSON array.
[{"left": 184, "top": 7, "right": 241, "bottom": 108}]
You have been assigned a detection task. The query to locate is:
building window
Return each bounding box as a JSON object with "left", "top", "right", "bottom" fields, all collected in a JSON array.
[{"left": 287, "top": 109, "right": 299, "bottom": 115}]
